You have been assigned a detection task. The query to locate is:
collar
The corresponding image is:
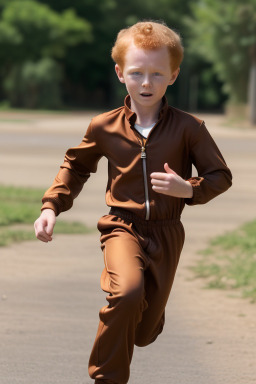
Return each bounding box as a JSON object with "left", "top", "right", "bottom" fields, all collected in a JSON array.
[{"left": 124, "top": 94, "right": 169, "bottom": 125}]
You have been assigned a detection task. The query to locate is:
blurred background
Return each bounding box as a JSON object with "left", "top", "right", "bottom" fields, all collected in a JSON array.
[{"left": 0, "top": 0, "right": 255, "bottom": 123}]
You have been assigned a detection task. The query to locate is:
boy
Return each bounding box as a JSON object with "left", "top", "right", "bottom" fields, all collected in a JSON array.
[{"left": 34, "top": 21, "right": 232, "bottom": 383}]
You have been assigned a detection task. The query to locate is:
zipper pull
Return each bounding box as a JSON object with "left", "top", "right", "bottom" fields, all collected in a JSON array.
[{"left": 141, "top": 146, "right": 146, "bottom": 159}]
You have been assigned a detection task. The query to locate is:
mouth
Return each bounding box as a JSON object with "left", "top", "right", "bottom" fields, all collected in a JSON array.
[{"left": 140, "top": 93, "right": 153, "bottom": 97}]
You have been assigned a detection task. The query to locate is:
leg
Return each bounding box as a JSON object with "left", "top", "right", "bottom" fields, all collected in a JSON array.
[
  {"left": 89, "top": 223, "right": 148, "bottom": 384},
  {"left": 134, "top": 221, "right": 185, "bottom": 347}
]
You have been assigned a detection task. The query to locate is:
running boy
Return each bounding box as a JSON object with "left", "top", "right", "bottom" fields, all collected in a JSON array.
[{"left": 34, "top": 21, "right": 232, "bottom": 384}]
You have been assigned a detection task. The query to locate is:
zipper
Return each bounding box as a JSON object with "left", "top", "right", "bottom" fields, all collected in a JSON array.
[
  {"left": 141, "top": 145, "right": 150, "bottom": 220},
  {"left": 132, "top": 119, "right": 161, "bottom": 220},
  {"left": 133, "top": 123, "right": 159, "bottom": 221}
]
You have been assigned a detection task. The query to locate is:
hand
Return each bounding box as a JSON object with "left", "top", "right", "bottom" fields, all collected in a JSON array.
[
  {"left": 150, "top": 163, "right": 193, "bottom": 198},
  {"left": 34, "top": 209, "right": 56, "bottom": 243}
]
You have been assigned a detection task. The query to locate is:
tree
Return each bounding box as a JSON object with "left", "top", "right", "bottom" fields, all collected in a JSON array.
[
  {"left": 186, "top": 0, "right": 256, "bottom": 115},
  {"left": 0, "top": 0, "right": 92, "bottom": 108},
  {"left": 4, "top": 58, "right": 63, "bottom": 109}
]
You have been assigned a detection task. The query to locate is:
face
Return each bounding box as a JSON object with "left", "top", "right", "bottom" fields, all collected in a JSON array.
[{"left": 115, "top": 42, "right": 179, "bottom": 112}]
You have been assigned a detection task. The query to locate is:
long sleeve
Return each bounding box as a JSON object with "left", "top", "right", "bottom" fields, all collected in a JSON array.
[
  {"left": 185, "top": 122, "right": 232, "bottom": 206},
  {"left": 41, "top": 122, "right": 103, "bottom": 215}
]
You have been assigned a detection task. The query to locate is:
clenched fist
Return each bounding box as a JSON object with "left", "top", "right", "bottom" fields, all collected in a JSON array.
[
  {"left": 150, "top": 163, "right": 193, "bottom": 198},
  {"left": 34, "top": 209, "right": 56, "bottom": 243}
]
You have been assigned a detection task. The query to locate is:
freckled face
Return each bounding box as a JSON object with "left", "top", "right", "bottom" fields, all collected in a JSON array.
[{"left": 115, "top": 42, "right": 179, "bottom": 111}]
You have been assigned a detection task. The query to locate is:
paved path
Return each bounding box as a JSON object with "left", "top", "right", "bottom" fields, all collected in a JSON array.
[{"left": 0, "top": 112, "right": 256, "bottom": 384}]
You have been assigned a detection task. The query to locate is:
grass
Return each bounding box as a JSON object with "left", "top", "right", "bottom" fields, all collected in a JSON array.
[
  {"left": 191, "top": 220, "right": 256, "bottom": 302},
  {"left": 0, "top": 185, "right": 93, "bottom": 247}
]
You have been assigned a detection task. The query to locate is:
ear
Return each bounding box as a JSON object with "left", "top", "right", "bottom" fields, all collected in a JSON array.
[
  {"left": 169, "top": 68, "right": 180, "bottom": 85},
  {"left": 115, "top": 64, "right": 125, "bottom": 84}
]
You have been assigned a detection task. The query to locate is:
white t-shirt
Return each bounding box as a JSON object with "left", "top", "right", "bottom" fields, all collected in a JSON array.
[{"left": 134, "top": 123, "right": 155, "bottom": 138}]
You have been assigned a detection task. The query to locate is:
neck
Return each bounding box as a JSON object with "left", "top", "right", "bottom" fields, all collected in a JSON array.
[{"left": 130, "top": 98, "right": 162, "bottom": 127}]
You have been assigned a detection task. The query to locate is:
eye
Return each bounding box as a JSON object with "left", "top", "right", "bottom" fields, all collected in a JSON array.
[
  {"left": 153, "top": 72, "right": 162, "bottom": 76},
  {"left": 130, "top": 71, "right": 142, "bottom": 76}
]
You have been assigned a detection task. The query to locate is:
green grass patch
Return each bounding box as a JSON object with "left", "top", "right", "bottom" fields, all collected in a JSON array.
[
  {"left": 0, "top": 185, "right": 93, "bottom": 247},
  {"left": 191, "top": 220, "right": 256, "bottom": 302}
]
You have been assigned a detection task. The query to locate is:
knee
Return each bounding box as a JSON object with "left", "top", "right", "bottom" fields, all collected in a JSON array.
[
  {"left": 135, "top": 332, "right": 159, "bottom": 347},
  {"left": 109, "top": 279, "right": 145, "bottom": 312},
  {"left": 120, "top": 282, "right": 145, "bottom": 310},
  {"left": 135, "top": 314, "right": 165, "bottom": 347}
]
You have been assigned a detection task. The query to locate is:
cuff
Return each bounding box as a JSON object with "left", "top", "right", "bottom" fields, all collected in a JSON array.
[
  {"left": 41, "top": 201, "right": 59, "bottom": 216},
  {"left": 185, "top": 177, "right": 204, "bottom": 205}
]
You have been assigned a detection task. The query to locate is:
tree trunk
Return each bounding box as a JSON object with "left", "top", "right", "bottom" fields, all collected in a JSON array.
[{"left": 249, "top": 45, "right": 256, "bottom": 126}]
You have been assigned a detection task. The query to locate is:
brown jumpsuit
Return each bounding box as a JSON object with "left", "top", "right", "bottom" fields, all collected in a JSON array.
[{"left": 41, "top": 96, "right": 232, "bottom": 383}]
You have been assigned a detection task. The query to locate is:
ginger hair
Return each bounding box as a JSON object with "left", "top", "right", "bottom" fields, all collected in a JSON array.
[{"left": 111, "top": 21, "right": 184, "bottom": 73}]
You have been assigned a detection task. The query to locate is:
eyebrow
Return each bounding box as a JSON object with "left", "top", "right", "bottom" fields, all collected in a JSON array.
[
  {"left": 127, "top": 66, "right": 143, "bottom": 70},
  {"left": 127, "top": 66, "right": 163, "bottom": 72}
]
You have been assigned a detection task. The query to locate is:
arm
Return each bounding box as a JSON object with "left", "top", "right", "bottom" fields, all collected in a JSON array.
[
  {"left": 34, "top": 122, "right": 103, "bottom": 242},
  {"left": 41, "top": 121, "right": 103, "bottom": 216},
  {"left": 150, "top": 122, "right": 232, "bottom": 203},
  {"left": 184, "top": 122, "right": 232, "bottom": 205}
]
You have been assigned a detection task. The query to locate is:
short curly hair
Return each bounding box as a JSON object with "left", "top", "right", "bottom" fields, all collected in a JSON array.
[{"left": 111, "top": 21, "right": 184, "bottom": 73}]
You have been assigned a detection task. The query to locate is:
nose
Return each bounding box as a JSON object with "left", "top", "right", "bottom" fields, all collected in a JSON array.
[{"left": 142, "top": 75, "right": 151, "bottom": 87}]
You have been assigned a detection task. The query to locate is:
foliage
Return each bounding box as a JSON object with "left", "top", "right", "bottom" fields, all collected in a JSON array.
[
  {"left": 191, "top": 220, "right": 256, "bottom": 302},
  {"left": 0, "top": 0, "right": 92, "bottom": 61},
  {"left": 186, "top": 0, "right": 256, "bottom": 103},
  {"left": 0, "top": 0, "right": 92, "bottom": 108},
  {"left": 4, "top": 58, "right": 62, "bottom": 108}
]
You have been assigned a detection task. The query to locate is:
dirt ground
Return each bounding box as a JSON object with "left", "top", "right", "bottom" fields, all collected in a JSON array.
[{"left": 0, "top": 111, "right": 256, "bottom": 384}]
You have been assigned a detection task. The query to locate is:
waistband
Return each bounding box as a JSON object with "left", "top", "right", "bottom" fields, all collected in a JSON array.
[{"left": 109, "top": 207, "right": 181, "bottom": 227}]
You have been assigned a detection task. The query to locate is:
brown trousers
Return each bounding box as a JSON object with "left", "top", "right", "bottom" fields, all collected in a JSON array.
[{"left": 88, "top": 209, "right": 185, "bottom": 384}]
